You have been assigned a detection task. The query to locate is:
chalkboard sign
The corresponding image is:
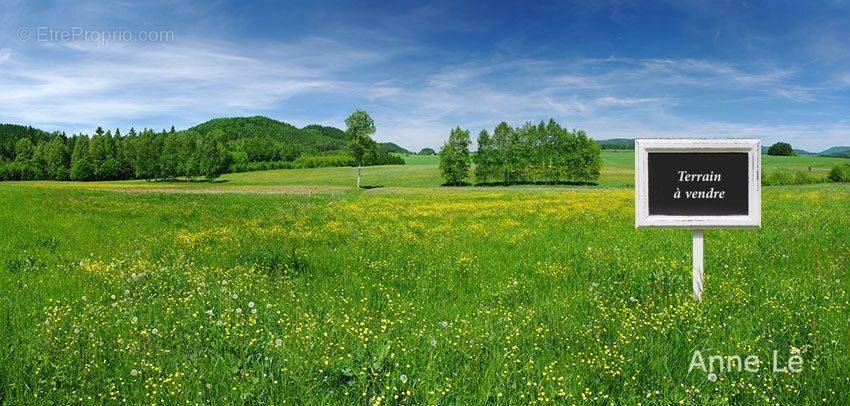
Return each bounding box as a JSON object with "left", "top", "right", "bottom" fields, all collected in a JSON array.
[{"left": 635, "top": 139, "right": 761, "bottom": 228}]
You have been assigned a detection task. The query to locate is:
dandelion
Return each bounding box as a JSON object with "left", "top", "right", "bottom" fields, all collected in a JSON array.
[
  {"left": 440, "top": 321, "right": 449, "bottom": 328},
  {"left": 123, "top": 289, "right": 130, "bottom": 295},
  {"left": 130, "top": 369, "right": 139, "bottom": 377},
  {"left": 152, "top": 328, "right": 159, "bottom": 335},
  {"left": 400, "top": 374, "right": 408, "bottom": 384},
  {"left": 266, "top": 303, "right": 272, "bottom": 309},
  {"left": 206, "top": 309, "right": 214, "bottom": 316},
  {"left": 110, "top": 295, "right": 116, "bottom": 300},
  {"left": 232, "top": 293, "right": 238, "bottom": 300},
  {"left": 275, "top": 338, "right": 283, "bottom": 347},
  {"left": 251, "top": 309, "right": 257, "bottom": 314},
  {"left": 235, "top": 308, "right": 243, "bottom": 314},
  {"left": 248, "top": 301, "right": 255, "bottom": 308},
  {"left": 429, "top": 336, "right": 437, "bottom": 348},
  {"left": 707, "top": 373, "right": 717, "bottom": 382},
  {"left": 131, "top": 316, "right": 138, "bottom": 324}
]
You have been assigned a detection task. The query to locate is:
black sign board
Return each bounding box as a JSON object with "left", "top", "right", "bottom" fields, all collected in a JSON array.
[
  {"left": 635, "top": 139, "right": 760, "bottom": 228},
  {"left": 647, "top": 152, "right": 748, "bottom": 216}
]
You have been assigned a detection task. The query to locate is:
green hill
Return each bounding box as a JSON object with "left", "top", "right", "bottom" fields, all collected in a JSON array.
[
  {"left": 0, "top": 124, "right": 58, "bottom": 160},
  {"left": 188, "top": 116, "right": 347, "bottom": 154},
  {"left": 819, "top": 146, "right": 850, "bottom": 158},
  {"left": 379, "top": 142, "right": 412, "bottom": 154},
  {"left": 595, "top": 138, "right": 635, "bottom": 150}
]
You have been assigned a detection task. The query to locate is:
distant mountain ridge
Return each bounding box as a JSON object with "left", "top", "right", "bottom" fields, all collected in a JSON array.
[
  {"left": 379, "top": 142, "right": 413, "bottom": 154},
  {"left": 189, "top": 116, "right": 410, "bottom": 155},
  {"left": 594, "top": 137, "right": 846, "bottom": 157},
  {"left": 595, "top": 138, "right": 635, "bottom": 149},
  {"left": 819, "top": 146, "right": 850, "bottom": 158}
]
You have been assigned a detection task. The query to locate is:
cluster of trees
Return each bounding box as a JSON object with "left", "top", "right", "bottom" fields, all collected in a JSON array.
[
  {"left": 767, "top": 142, "right": 796, "bottom": 156},
  {"left": 439, "top": 119, "right": 602, "bottom": 186},
  {"left": 0, "top": 127, "right": 229, "bottom": 182}
]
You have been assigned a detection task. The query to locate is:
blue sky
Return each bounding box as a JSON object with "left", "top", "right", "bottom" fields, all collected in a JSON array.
[{"left": 1, "top": 1, "right": 849, "bottom": 151}]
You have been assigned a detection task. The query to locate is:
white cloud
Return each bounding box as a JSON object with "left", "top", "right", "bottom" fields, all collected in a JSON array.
[{"left": 0, "top": 29, "right": 847, "bottom": 152}]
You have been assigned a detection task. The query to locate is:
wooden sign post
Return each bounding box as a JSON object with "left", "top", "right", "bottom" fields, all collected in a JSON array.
[{"left": 635, "top": 139, "right": 761, "bottom": 301}]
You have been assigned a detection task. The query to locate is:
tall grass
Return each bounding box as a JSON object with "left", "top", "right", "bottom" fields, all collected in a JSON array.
[{"left": 1, "top": 182, "right": 848, "bottom": 403}]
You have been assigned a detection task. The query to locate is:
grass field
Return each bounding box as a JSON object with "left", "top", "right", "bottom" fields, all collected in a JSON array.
[{"left": 1, "top": 153, "right": 849, "bottom": 404}]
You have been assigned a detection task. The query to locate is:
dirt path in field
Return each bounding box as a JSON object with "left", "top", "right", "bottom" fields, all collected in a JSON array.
[{"left": 85, "top": 185, "right": 349, "bottom": 196}]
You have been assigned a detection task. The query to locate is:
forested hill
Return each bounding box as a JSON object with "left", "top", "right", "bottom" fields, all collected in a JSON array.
[
  {"left": 379, "top": 142, "right": 412, "bottom": 154},
  {"left": 0, "top": 115, "right": 406, "bottom": 182},
  {"left": 0, "top": 124, "right": 58, "bottom": 159},
  {"left": 189, "top": 116, "right": 348, "bottom": 154}
]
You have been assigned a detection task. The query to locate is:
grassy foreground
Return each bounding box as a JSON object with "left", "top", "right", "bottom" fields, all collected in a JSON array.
[{"left": 1, "top": 156, "right": 849, "bottom": 404}]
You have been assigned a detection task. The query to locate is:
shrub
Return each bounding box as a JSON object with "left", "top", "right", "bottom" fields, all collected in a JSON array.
[{"left": 828, "top": 165, "right": 850, "bottom": 183}]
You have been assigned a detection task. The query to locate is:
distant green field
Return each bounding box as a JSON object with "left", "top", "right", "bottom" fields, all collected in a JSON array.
[
  {"left": 2, "top": 150, "right": 848, "bottom": 404},
  {"left": 11, "top": 151, "right": 845, "bottom": 192},
  {"left": 139, "top": 151, "right": 848, "bottom": 189}
]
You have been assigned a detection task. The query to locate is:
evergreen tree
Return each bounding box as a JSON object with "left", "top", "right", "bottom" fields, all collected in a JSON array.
[
  {"left": 198, "top": 132, "right": 228, "bottom": 181},
  {"left": 43, "top": 137, "right": 70, "bottom": 180},
  {"left": 135, "top": 129, "right": 160, "bottom": 181},
  {"left": 160, "top": 131, "right": 180, "bottom": 180},
  {"left": 14, "top": 138, "right": 35, "bottom": 162},
  {"left": 70, "top": 136, "right": 93, "bottom": 181}
]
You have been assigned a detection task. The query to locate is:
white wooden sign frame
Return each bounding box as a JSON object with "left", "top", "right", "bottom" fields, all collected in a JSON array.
[
  {"left": 634, "top": 138, "right": 761, "bottom": 229},
  {"left": 634, "top": 138, "right": 761, "bottom": 301}
]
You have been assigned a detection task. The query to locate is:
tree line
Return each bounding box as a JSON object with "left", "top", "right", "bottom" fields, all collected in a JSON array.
[
  {"left": 0, "top": 111, "right": 404, "bottom": 182},
  {"left": 439, "top": 119, "right": 602, "bottom": 186},
  {"left": 0, "top": 127, "right": 230, "bottom": 182}
]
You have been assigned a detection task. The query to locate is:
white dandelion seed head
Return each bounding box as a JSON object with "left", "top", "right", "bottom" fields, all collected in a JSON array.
[
  {"left": 400, "top": 374, "right": 408, "bottom": 384},
  {"left": 248, "top": 301, "right": 255, "bottom": 308},
  {"left": 429, "top": 337, "right": 437, "bottom": 348},
  {"left": 275, "top": 338, "right": 283, "bottom": 347},
  {"left": 152, "top": 328, "right": 159, "bottom": 335},
  {"left": 266, "top": 303, "right": 272, "bottom": 309},
  {"left": 111, "top": 295, "right": 116, "bottom": 300},
  {"left": 251, "top": 309, "right": 257, "bottom": 314},
  {"left": 131, "top": 317, "right": 138, "bottom": 324},
  {"left": 235, "top": 308, "right": 242, "bottom": 314},
  {"left": 130, "top": 369, "right": 139, "bottom": 376},
  {"left": 232, "top": 293, "right": 238, "bottom": 300},
  {"left": 440, "top": 321, "right": 449, "bottom": 329},
  {"left": 205, "top": 309, "right": 214, "bottom": 316},
  {"left": 124, "top": 289, "right": 130, "bottom": 295},
  {"left": 707, "top": 373, "right": 717, "bottom": 382}
]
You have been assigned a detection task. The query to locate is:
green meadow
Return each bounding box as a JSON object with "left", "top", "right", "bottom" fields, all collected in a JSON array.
[{"left": 1, "top": 152, "right": 849, "bottom": 404}]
